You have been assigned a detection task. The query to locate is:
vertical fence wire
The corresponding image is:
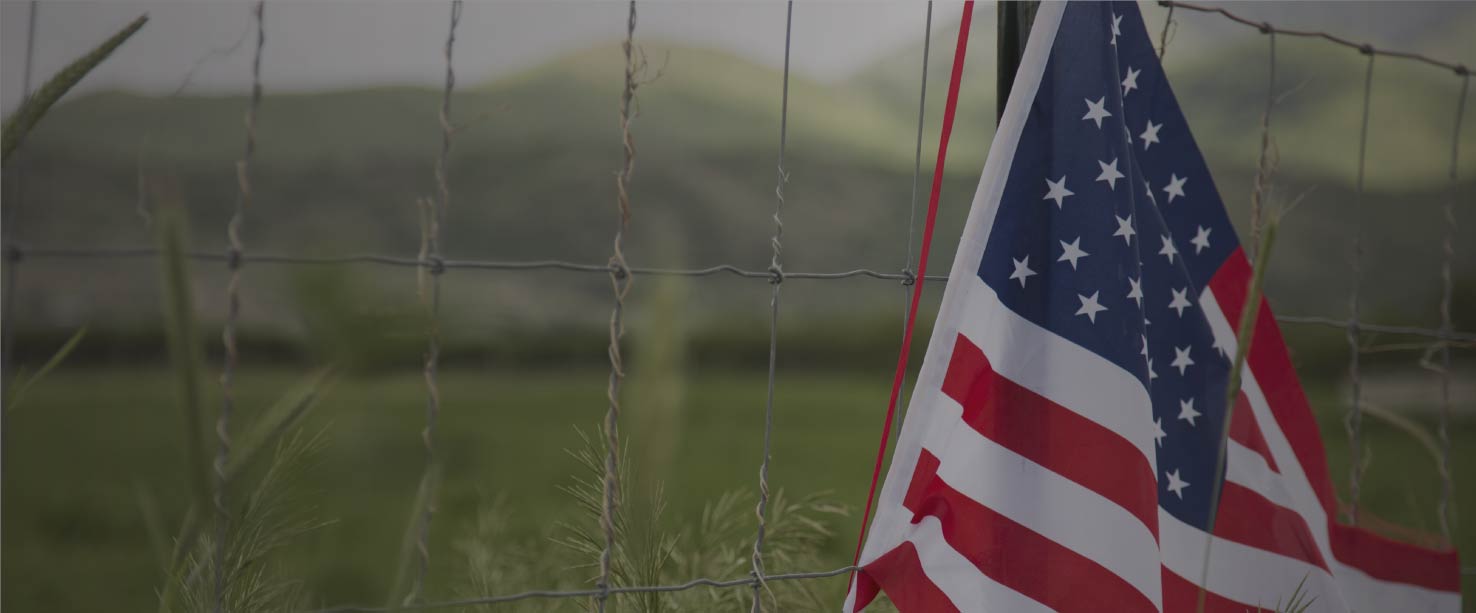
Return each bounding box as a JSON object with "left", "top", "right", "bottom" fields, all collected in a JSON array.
[
  {"left": 215, "top": 2, "right": 265, "bottom": 610},
  {"left": 597, "top": 2, "right": 639, "bottom": 611},
  {"left": 1, "top": 0, "right": 39, "bottom": 386},
  {"left": 1433, "top": 73, "right": 1468, "bottom": 541},
  {"left": 407, "top": 0, "right": 462, "bottom": 603},
  {"left": 749, "top": 3, "right": 794, "bottom": 611},
  {"left": 1343, "top": 50, "right": 1374, "bottom": 525},
  {"left": 899, "top": 3, "right": 933, "bottom": 346}
]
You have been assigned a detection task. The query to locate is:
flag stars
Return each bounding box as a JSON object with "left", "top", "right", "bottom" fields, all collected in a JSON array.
[
  {"left": 1144, "top": 179, "right": 1157, "bottom": 203},
  {"left": 1153, "top": 417, "right": 1166, "bottom": 447},
  {"left": 1114, "top": 215, "right": 1136, "bottom": 245},
  {"left": 1191, "top": 226, "right": 1212, "bottom": 254},
  {"left": 1213, "top": 332, "right": 1231, "bottom": 358},
  {"left": 1127, "top": 277, "right": 1144, "bottom": 307},
  {"left": 1010, "top": 256, "right": 1036, "bottom": 288},
  {"left": 1163, "top": 173, "right": 1188, "bottom": 203},
  {"left": 1166, "top": 469, "right": 1191, "bottom": 499},
  {"left": 1169, "top": 287, "right": 1193, "bottom": 317},
  {"left": 1083, "top": 96, "right": 1112, "bottom": 129},
  {"left": 1096, "top": 158, "right": 1124, "bottom": 190},
  {"left": 1172, "top": 345, "right": 1195, "bottom": 375},
  {"left": 1178, "top": 398, "right": 1201, "bottom": 426},
  {"left": 1140, "top": 120, "right": 1162, "bottom": 150},
  {"left": 1122, "top": 66, "right": 1140, "bottom": 97},
  {"left": 1044, "top": 176, "right": 1075, "bottom": 208},
  {"left": 1110, "top": 13, "right": 1123, "bottom": 46},
  {"left": 1140, "top": 334, "right": 1150, "bottom": 357},
  {"left": 1159, "top": 235, "right": 1178, "bottom": 263},
  {"left": 1075, "top": 291, "right": 1108, "bottom": 323},
  {"left": 1058, "top": 237, "right": 1089, "bottom": 270},
  {"left": 1148, "top": 357, "right": 1159, "bottom": 380}
]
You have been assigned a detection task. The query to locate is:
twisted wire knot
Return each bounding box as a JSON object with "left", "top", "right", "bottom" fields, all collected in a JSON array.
[
  {"left": 1358, "top": 43, "right": 1374, "bottom": 55},
  {"left": 226, "top": 247, "right": 243, "bottom": 270},
  {"left": 427, "top": 255, "right": 446, "bottom": 276},
  {"left": 1257, "top": 22, "right": 1272, "bottom": 34},
  {"left": 767, "top": 264, "right": 784, "bottom": 285},
  {"left": 900, "top": 268, "right": 916, "bottom": 287}
]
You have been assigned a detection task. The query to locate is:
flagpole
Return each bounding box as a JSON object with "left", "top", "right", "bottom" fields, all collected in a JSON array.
[{"left": 996, "top": 0, "right": 1039, "bottom": 120}]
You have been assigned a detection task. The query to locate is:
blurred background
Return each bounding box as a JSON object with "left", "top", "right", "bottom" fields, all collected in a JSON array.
[{"left": 1, "top": 1, "right": 1473, "bottom": 610}]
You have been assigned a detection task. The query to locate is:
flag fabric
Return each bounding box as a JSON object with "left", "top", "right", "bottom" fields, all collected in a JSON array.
[{"left": 844, "top": 3, "right": 1460, "bottom": 612}]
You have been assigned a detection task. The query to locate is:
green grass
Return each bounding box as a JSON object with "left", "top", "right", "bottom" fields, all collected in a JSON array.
[{"left": 3, "top": 365, "right": 1473, "bottom": 611}]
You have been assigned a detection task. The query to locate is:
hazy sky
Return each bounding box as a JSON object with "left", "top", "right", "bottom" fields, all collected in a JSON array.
[{"left": 2, "top": 1, "right": 1471, "bottom": 113}]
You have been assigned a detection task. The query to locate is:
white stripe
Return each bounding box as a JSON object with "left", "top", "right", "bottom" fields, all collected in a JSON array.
[
  {"left": 1199, "top": 291, "right": 1334, "bottom": 559},
  {"left": 1159, "top": 510, "right": 1350, "bottom": 611},
  {"left": 908, "top": 516, "right": 1055, "bottom": 613},
  {"left": 919, "top": 395, "right": 1163, "bottom": 609},
  {"left": 1201, "top": 289, "right": 1462, "bottom": 610},
  {"left": 852, "top": 1, "right": 1068, "bottom": 589},
  {"left": 957, "top": 276, "right": 1157, "bottom": 470},
  {"left": 1225, "top": 439, "right": 1294, "bottom": 511},
  {"left": 1331, "top": 560, "right": 1461, "bottom": 613}
]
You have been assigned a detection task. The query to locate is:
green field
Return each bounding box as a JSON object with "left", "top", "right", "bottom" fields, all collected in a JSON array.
[{"left": 3, "top": 365, "right": 1472, "bottom": 611}]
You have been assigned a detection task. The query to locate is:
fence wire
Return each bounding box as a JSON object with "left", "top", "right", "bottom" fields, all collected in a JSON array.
[{"left": 2, "top": 2, "right": 1474, "bottom": 611}]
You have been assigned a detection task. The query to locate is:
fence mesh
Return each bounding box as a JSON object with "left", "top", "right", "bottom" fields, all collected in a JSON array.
[{"left": 1, "top": 1, "right": 1473, "bottom": 610}]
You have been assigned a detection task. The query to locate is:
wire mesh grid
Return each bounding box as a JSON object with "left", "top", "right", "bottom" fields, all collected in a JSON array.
[{"left": 1, "top": 1, "right": 1473, "bottom": 610}]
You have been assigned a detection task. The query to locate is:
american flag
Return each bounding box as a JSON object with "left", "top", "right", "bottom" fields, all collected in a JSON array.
[{"left": 844, "top": 3, "right": 1461, "bottom": 612}]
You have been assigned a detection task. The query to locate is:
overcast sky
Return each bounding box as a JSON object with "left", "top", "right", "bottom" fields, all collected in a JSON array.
[{"left": 2, "top": 1, "right": 1471, "bottom": 114}]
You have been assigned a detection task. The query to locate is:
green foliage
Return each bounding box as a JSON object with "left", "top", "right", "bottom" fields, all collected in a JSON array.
[
  {"left": 444, "top": 425, "right": 850, "bottom": 612},
  {"left": 1, "top": 14, "right": 148, "bottom": 162},
  {"left": 161, "top": 428, "right": 332, "bottom": 613},
  {"left": 3, "top": 325, "right": 86, "bottom": 412}
]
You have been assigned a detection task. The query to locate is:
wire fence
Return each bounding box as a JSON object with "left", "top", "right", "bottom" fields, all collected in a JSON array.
[{"left": 2, "top": 1, "right": 1474, "bottom": 610}]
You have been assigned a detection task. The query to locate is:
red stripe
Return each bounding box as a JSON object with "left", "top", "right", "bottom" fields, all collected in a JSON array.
[
  {"left": 1228, "top": 390, "right": 1278, "bottom": 473},
  {"left": 941, "top": 333, "right": 1158, "bottom": 534},
  {"left": 1161, "top": 566, "right": 1258, "bottom": 613},
  {"left": 1210, "top": 248, "right": 1461, "bottom": 592},
  {"left": 852, "top": 0, "right": 975, "bottom": 571},
  {"left": 903, "top": 450, "right": 1158, "bottom": 613},
  {"left": 1329, "top": 522, "right": 1461, "bottom": 592},
  {"left": 859, "top": 543, "right": 958, "bottom": 613},
  {"left": 1214, "top": 481, "right": 1329, "bottom": 571},
  {"left": 1208, "top": 249, "right": 1334, "bottom": 513}
]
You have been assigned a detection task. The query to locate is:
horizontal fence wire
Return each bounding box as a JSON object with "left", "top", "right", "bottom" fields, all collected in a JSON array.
[
  {"left": 1160, "top": 0, "right": 1469, "bottom": 76},
  {"left": 2, "top": 1, "right": 1473, "bottom": 611},
  {"left": 10, "top": 246, "right": 1475, "bottom": 345}
]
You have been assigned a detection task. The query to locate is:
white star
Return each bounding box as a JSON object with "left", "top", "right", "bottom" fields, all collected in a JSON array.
[
  {"left": 1096, "top": 158, "right": 1124, "bottom": 190},
  {"left": 1144, "top": 179, "right": 1157, "bottom": 203},
  {"left": 1127, "top": 276, "right": 1144, "bottom": 307},
  {"left": 1113, "top": 214, "right": 1136, "bottom": 245},
  {"left": 1083, "top": 96, "right": 1112, "bottom": 129},
  {"left": 1178, "top": 397, "right": 1202, "bottom": 426},
  {"left": 1110, "top": 13, "right": 1123, "bottom": 45},
  {"left": 1158, "top": 235, "right": 1178, "bottom": 263},
  {"left": 1058, "top": 237, "right": 1089, "bottom": 270},
  {"left": 1009, "top": 256, "right": 1036, "bottom": 288},
  {"left": 1212, "top": 332, "right": 1231, "bottom": 358},
  {"left": 1169, "top": 287, "right": 1193, "bottom": 317},
  {"left": 1190, "top": 225, "right": 1212, "bottom": 254},
  {"left": 1140, "top": 333, "right": 1150, "bottom": 357},
  {"left": 1043, "top": 175, "right": 1074, "bottom": 208},
  {"left": 1148, "top": 358, "right": 1158, "bottom": 380},
  {"left": 1172, "top": 345, "right": 1195, "bottom": 375},
  {"left": 1075, "top": 291, "right": 1108, "bottom": 323},
  {"left": 1140, "top": 120, "right": 1162, "bottom": 150},
  {"left": 1153, "top": 417, "right": 1166, "bottom": 447},
  {"left": 1166, "top": 469, "right": 1190, "bottom": 499},
  {"left": 1163, "top": 173, "right": 1188, "bottom": 203},
  {"left": 1122, "top": 66, "right": 1140, "bottom": 97}
]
